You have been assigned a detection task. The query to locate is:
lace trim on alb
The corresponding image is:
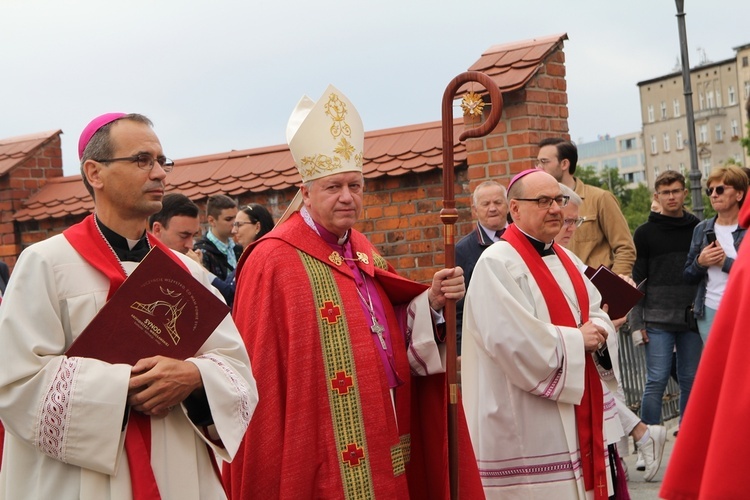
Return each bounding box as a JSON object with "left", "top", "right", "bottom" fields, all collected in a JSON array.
[
  {"left": 37, "top": 357, "right": 80, "bottom": 461},
  {"left": 198, "top": 353, "right": 252, "bottom": 432}
]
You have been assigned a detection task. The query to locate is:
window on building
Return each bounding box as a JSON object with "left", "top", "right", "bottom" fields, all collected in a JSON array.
[
  {"left": 654, "top": 166, "right": 660, "bottom": 177},
  {"left": 676, "top": 130, "right": 684, "bottom": 149},
  {"left": 745, "top": 81, "right": 750, "bottom": 99},
  {"left": 744, "top": 56, "right": 749, "bottom": 67},
  {"left": 729, "top": 86, "right": 736, "bottom": 105},
  {"left": 716, "top": 89, "right": 722, "bottom": 107},
  {"left": 679, "top": 163, "right": 686, "bottom": 175},
  {"left": 699, "top": 124, "right": 708, "bottom": 143},
  {"left": 673, "top": 98, "right": 681, "bottom": 117},
  {"left": 735, "top": 153, "right": 743, "bottom": 163},
  {"left": 715, "top": 123, "right": 723, "bottom": 142},
  {"left": 732, "top": 119, "right": 740, "bottom": 138},
  {"left": 663, "top": 133, "right": 670, "bottom": 151},
  {"left": 647, "top": 105, "right": 655, "bottom": 123},
  {"left": 699, "top": 93, "right": 705, "bottom": 110},
  {"left": 706, "top": 91, "right": 715, "bottom": 108},
  {"left": 650, "top": 135, "right": 658, "bottom": 154},
  {"left": 660, "top": 101, "right": 667, "bottom": 119},
  {"left": 702, "top": 158, "right": 711, "bottom": 177},
  {"left": 621, "top": 137, "right": 636, "bottom": 150}
]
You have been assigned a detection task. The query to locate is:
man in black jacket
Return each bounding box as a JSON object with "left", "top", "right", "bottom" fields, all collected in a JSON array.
[
  {"left": 455, "top": 180, "right": 507, "bottom": 354},
  {"left": 195, "top": 194, "right": 242, "bottom": 281},
  {"left": 629, "top": 170, "right": 702, "bottom": 467}
]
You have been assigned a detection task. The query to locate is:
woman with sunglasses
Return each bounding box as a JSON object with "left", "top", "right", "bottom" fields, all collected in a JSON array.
[{"left": 684, "top": 165, "right": 748, "bottom": 343}]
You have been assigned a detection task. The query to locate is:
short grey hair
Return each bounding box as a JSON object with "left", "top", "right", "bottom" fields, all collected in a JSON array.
[
  {"left": 472, "top": 180, "right": 507, "bottom": 207},
  {"left": 559, "top": 183, "right": 582, "bottom": 206}
]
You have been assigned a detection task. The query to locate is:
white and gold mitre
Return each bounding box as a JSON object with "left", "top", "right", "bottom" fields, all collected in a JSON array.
[{"left": 286, "top": 84, "right": 364, "bottom": 183}]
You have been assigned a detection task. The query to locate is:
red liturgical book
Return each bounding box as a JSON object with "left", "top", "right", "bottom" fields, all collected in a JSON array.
[
  {"left": 66, "top": 246, "right": 230, "bottom": 365},
  {"left": 584, "top": 265, "right": 645, "bottom": 320}
]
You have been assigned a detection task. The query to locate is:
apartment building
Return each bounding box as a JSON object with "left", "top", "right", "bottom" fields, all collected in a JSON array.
[
  {"left": 736, "top": 43, "right": 750, "bottom": 146},
  {"left": 638, "top": 48, "right": 748, "bottom": 189},
  {"left": 577, "top": 132, "right": 647, "bottom": 189}
]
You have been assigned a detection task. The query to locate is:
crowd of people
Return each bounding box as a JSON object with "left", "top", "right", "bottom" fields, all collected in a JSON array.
[{"left": 0, "top": 90, "right": 748, "bottom": 499}]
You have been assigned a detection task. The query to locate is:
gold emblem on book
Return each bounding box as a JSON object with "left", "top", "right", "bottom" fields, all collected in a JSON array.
[{"left": 130, "top": 287, "right": 187, "bottom": 346}]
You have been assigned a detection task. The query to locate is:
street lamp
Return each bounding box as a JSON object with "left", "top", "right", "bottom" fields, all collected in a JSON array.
[{"left": 675, "top": 0, "right": 704, "bottom": 219}]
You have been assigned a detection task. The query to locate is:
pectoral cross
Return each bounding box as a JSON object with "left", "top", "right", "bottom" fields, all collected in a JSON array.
[{"left": 370, "top": 317, "right": 387, "bottom": 350}]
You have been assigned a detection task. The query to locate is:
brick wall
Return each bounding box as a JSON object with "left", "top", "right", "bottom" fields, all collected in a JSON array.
[
  {"left": 196, "top": 45, "right": 571, "bottom": 284},
  {"left": 1, "top": 135, "right": 64, "bottom": 267},
  {"left": 465, "top": 48, "right": 570, "bottom": 193},
  {"left": 3, "top": 46, "right": 569, "bottom": 284},
  {"left": 231, "top": 170, "right": 473, "bottom": 283}
]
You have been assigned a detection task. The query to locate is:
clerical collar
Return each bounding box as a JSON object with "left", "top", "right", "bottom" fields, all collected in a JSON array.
[
  {"left": 95, "top": 215, "right": 149, "bottom": 262},
  {"left": 515, "top": 226, "right": 554, "bottom": 256},
  {"left": 301, "top": 207, "right": 350, "bottom": 245}
]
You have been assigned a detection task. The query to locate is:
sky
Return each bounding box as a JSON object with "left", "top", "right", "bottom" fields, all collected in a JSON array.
[{"left": 1, "top": 0, "right": 748, "bottom": 176}]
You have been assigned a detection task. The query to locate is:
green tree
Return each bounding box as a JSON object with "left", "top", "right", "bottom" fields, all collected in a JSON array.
[
  {"left": 599, "top": 166, "right": 629, "bottom": 201},
  {"left": 621, "top": 184, "right": 653, "bottom": 232},
  {"left": 575, "top": 165, "right": 601, "bottom": 188}
]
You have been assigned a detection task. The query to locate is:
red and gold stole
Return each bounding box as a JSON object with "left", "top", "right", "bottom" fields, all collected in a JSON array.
[
  {"left": 64, "top": 214, "right": 189, "bottom": 500},
  {"left": 502, "top": 223, "right": 607, "bottom": 499}
]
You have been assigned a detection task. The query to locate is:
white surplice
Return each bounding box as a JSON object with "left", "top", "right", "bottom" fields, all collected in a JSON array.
[
  {"left": 462, "top": 240, "right": 624, "bottom": 499},
  {"left": 0, "top": 234, "right": 258, "bottom": 500}
]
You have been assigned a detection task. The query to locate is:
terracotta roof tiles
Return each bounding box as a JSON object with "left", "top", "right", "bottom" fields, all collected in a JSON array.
[
  {"left": 462, "top": 32, "right": 568, "bottom": 94},
  {"left": 0, "top": 130, "right": 61, "bottom": 176},
  {"left": 13, "top": 118, "right": 469, "bottom": 222},
  {"left": 11, "top": 34, "right": 566, "bottom": 222}
]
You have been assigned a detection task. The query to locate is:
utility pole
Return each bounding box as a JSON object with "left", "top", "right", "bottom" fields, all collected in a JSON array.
[{"left": 675, "top": 0, "right": 704, "bottom": 219}]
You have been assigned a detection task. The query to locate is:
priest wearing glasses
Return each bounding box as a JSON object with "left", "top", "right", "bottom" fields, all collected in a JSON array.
[
  {"left": 462, "top": 169, "right": 625, "bottom": 499},
  {"left": 0, "top": 113, "right": 257, "bottom": 499}
]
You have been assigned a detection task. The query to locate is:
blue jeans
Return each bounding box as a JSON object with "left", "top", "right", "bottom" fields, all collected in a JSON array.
[
  {"left": 696, "top": 306, "right": 717, "bottom": 345},
  {"left": 641, "top": 328, "right": 703, "bottom": 425}
]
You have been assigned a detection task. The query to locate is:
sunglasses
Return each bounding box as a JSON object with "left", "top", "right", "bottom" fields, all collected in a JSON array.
[{"left": 705, "top": 185, "right": 733, "bottom": 196}]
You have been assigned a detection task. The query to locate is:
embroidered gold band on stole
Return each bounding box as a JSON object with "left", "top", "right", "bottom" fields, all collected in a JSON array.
[
  {"left": 372, "top": 253, "right": 388, "bottom": 271},
  {"left": 299, "top": 251, "right": 376, "bottom": 499}
]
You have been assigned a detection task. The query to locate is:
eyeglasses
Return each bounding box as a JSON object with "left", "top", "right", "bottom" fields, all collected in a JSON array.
[
  {"left": 657, "top": 188, "right": 685, "bottom": 197},
  {"left": 534, "top": 158, "right": 553, "bottom": 167},
  {"left": 93, "top": 153, "right": 174, "bottom": 172},
  {"left": 563, "top": 217, "right": 585, "bottom": 228},
  {"left": 514, "top": 195, "right": 569, "bottom": 209},
  {"left": 706, "top": 185, "right": 732, "bottom": 196},
  {"left": 232, "top": 220, "right": 256, "bottom": 228}
]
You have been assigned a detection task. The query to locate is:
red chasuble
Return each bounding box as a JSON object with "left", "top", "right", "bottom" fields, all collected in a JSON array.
[
  {"left": 502, "top": 224, "right": 607, "bottom": 500},
  {"left": 224, "top": 212, "right": 484, "bottom": 499},
  {"left": 64, "top": 215, "right": 190, "bottom": 500},
  {"left": 660, "top": 203, "right": 750, "bottom": 499}
]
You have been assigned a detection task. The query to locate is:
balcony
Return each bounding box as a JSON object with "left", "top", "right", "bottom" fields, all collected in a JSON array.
[{"left": 694, "top": 107, "right": 727, "bottom": 120}]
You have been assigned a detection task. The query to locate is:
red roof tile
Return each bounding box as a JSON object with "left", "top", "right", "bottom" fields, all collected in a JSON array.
[
  {"left": 12, "top": 34, "right": 567, "bottom": 223},
  {"left": 13, "top": 119, "right": 468, "bottom": 222},
  {"left": 0, "top": 130, "right": 61, "bottom": 176},
  {"left": 462, "top": 33, "right": 568, "bottom": 94}
]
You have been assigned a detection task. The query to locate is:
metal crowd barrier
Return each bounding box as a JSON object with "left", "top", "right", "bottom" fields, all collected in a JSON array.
[{"left": 617, "top": 326, "right": 681, "bottom": 423}]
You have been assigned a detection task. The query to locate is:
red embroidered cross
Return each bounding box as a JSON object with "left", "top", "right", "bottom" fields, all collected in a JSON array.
[
  {"left": 342, "top": 443, "right": 365, "bottom": 467},
  {"left": 330, "top": 371, "right": 354, "bottom": 395},
  {"left": 320, "top": 300, "right": 341, "bottom": 324}
]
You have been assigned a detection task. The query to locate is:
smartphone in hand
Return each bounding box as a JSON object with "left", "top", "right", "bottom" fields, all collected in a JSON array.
[{"left": 706, "top": 229, "right": 716, "bottom": 244}]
